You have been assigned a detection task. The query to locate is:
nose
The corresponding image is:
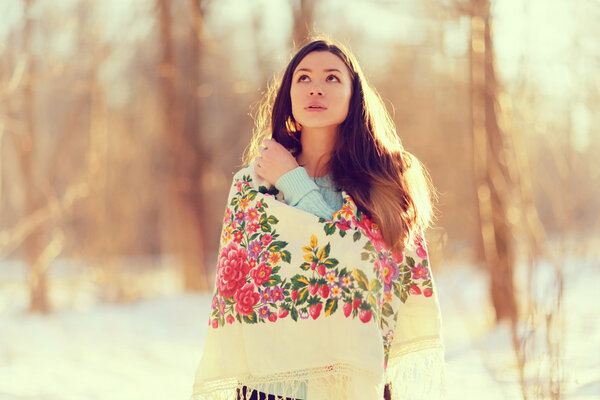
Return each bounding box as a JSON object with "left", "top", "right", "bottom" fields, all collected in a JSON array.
[{"left": 309, "top": 86, "right": 323, "bottom": 96}]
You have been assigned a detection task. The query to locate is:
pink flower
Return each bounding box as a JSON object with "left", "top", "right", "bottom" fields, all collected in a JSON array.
[
  {"left": 236, "top": 181, "right": 243, "bottom": 192},
  {"left": 336, "top": 218, "right": 351, "bottom": 231},
  {"left": 250, "top": 262, "right": 272, "bottom": 287},
  {"left": 261, "top": 234, "right": 273, "bottom": 247},
  {"left": 233, "top": 230, "right": 244, "bottom": 244},
  {"left": 211, "top": 319, "right": 219, "bottom": 329},
  {"left": 411, "top": 263, "right": 429, "bottom": 280},
  {"left": 375, "top": 257, "right": 399, "bottom": 291},
  {"left": 234, "top": 283, "right": 260, "bottom": 316},
  {"left": 245, "top": 207, "right": 259, "bottom": 223},
  {"left": 226, "top": 315, "right": 235, "bottom": 324},
  {"left": 247, "top": 223, "right": 260, "bottom": 233},
  {"left": 357, "top": 216, "right": 386, "bottom": 252},
  {"left": 216, "top": 242, "right": 251, "bottom": 299}
]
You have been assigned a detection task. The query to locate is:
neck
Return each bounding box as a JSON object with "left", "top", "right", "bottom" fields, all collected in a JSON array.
[{"left": 297, "top": 126, "right": 337, "bottom": 177}]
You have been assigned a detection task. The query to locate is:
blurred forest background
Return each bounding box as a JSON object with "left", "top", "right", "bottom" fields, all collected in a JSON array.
[{"left": 1, "top": 0, "right": 599, "bottom": 399}]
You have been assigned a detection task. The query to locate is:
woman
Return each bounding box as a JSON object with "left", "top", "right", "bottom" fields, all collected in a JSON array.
[{"left": 190, "top": 38, "right": 446, "bottom": 400}]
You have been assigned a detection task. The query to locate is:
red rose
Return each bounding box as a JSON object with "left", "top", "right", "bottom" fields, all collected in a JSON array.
[
  {"left": 359, "top": 309, "right": 372, "bottom": 323},
  {"left": 249, "top": 262, "right": 272, "bottom": 287},
  {"left": 309, "top": 303, "right": 323, "bottom": 320},
  {"left": 234, "top": 283, "right": 260, "bottom": 316},
  {"left": 261, "top": 234, "right": 273, "bottom": 247},
  {"left": 409, "top": 285, "right": 422, "bottom": 295},
  {"left": 423, "top": 288, "right": 433, "bottom": 297},
  {"left": 226, "top": 315, "right": 235, "bottom": 324},
  {"left": 216, "top": 242, "right": 250, "bottom": 299},
  {"left": 343, "top": 302, "right": 352, "bottom": 317},
  {"left": 278, "top": 308, "right": 289, "bottom": 318}
]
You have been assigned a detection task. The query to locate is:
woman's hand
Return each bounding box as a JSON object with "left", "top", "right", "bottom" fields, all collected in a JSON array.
[{"left": 254, "top": 138, "right": 299, "bottom": 186}]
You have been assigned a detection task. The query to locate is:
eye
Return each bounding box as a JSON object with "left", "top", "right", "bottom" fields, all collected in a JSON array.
[
  {"left": 327, "top": 74, "right": 340, "bottom": 82},
  {"left": 297, "top": 74, "right": 310, "bottom": 82}
]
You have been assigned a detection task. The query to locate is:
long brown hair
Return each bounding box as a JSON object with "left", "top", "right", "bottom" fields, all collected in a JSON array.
[{"left": 244, "top": 38, "right": 436, "bottom": 253}]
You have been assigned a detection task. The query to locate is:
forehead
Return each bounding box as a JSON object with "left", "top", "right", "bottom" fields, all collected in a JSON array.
[{"left": 294, "top": 51, "right": 350, "bottom": 76}]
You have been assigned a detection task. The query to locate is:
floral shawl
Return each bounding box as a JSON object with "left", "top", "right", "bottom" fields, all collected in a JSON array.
[{"left": 190, "top": 163, "right": 447, "bottom": 400}]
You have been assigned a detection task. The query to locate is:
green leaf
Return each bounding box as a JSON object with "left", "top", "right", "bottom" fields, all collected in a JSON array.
[
  {"left": 296, "top": 287, "right": 309, "bottom": 304},
  {"left": 353, "top": 269, "right": 369, "bottom": 291},
  {"left": 267, "top": 215, "right": 279, "bottom": 224},
  {"left": 400, "top": 290, "right": 408, "bottom": 303},
  {"left": 325, "top": 298, "right": 338, "bottom": 316},
  {"left": 281, "top": 250, "right": 291, "bottom": 263},
  {"left": 406, "top": 256, "right": 415, "bottom": 268},
  {"left": 291, "top": 275, "right": 310, "bottom": 289},
  {"left": 353, "top": 231, "right": 362, "bottom": 242},
  {"left": 369, "top": 279, "right": 382, "bottom": 293},
  {"left": 422, "top": 259, "right": 429, "bottom": 267},
  {"left": 324, "top": 258, "right": 339, "bottom": 268},
  {"left": 268, "top": 240, "right": 287, "bottom": 252},
  {"left": 338, "top": 230, "right": 346, "bottom": 238},
  {"left": 363, "top": 242, "right": 374, "bottom": 252},
  {"left": 259, "top": 214, "right": 267, "bottom": 224},
  {"left": 299, "top": 262, "right": 310, "bottom": 271},
  {"left": 265, "top": 275, "right": 282, "bottom": 287},
  {"left": 291, "top": 307, "right": 299, "bottom": 321},
  {"left": 324, "top": 222, "right": 336, "bottom": 235},
  {"left": 231, "top": 198, "right": 239, "bottom": 206},
  {"left": 361, "top": 252, "right": 370, "bottom": 261},
  {"left": 243, "top": 312, "right": 258, "bottom": 324},
  {"left": 260, "top": 223, "right": 271, "bottom": 232},
  {"left": 382, "top": 302, "right": 394, "bottom": 317}
]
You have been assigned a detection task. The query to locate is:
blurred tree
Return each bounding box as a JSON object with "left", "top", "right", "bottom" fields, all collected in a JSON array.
[
  {"left": 291, "top": 0, "right": 315, "bottom": 48},
  {"left": 467, "top": 0, "right": 518, "bottom": 324},
  {"left": 157, "top": 0, "right": 209, "bottom": 291}
]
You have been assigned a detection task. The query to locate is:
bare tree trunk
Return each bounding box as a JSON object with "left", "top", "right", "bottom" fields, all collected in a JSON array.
[
  {"left": 291, "top": 0, "right": 315, "bottom": 49},
  {"left": 21, "top": 0, "right": 50, "bottom": 314},
  {"left": 469, "top": 0, "right": 517, "bottom": 324},
  {"left": 157, "top": 0, "right": 208, "bottom": 291}
]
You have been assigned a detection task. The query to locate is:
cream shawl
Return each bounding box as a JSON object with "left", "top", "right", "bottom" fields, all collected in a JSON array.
[{"left": 190, "top": 163, "right": 447, "bottom": 400}]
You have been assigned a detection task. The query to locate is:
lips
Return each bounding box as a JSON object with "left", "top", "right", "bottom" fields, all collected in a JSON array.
[{"left": 305, "top": 102, "right": 327, "bottom": 110}]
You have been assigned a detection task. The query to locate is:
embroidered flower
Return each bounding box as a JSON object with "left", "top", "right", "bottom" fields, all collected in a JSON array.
[
  {"left": 261, "top": 234, "right": 273, "bottom": 247},
  {"left": 268, "top": 252, "right": 280, "bottom": 264},
  {"left": 216, "top": 242, "right": 250, "bottom": 299},
  {"left": 218, "top": 299, "right": 226, "bottom": 316},
  {"left": 336, "top": 218, "right": 351, "bottom": 231},
  {"left": 233, "top": 230, "right": 244, "bottom": 244},
  {"left": 340, "top": 274, "right": 352, "bottom": 289},
  {"left": 271, "top": 286, "right": 284, "bottom": 302},
  {"left": 211, "top": 296, "right": 219, "bottom": 310},
  {"left": 248, "top": 239, "right": 262, "bottom": 259},
  {"left": 247, "top": 223, "right": 260, "bottom": 233},
  {"left": 250, "top": 262, "right": 272, "bottom": 287},
  {"left": 330, "top": 284, "right": 342, "bottom": 299},
  {"left": 384, "top": 291, "right": 393, "bottom": 303},
  {"left": 385, "top": 330, "right": 394, "bottom": 345},
  {"left": 299, "top": 309, "right": 310, "bottom": 319},
  {"left": 234, "top": 210, "right": 245, "bottom": 224},
  {"left": 245, "top": 207, "right": 259, "bottom": 222},
  {"left": 226, "top": 315, "right": 235, "bottom": 324},
  {"left": 341, "top": 203, "right": 354, "bottom": 219},
  {"left": 325, "top": 271, "right": 337, "bottom": 284},
  {"left": 239, "top": 197, "right": 250, "bottom": 210},
  {"left": 234, "top": 282, "right": 260, "bottom": 316},
  {"left": 411, "top": 263, "right": 429, "bottom": 280},
  {"left": 376, "top": 257, "right": 399, "bottom": 291},
  {"left": 356, "top": 216, "right": 385, "bottom": 252},
  {"left": 259, "top": 287, "right": 273, "bottom": 304},
  {"left": 258, "top": 306, "right": 270, "bottom": 319}
]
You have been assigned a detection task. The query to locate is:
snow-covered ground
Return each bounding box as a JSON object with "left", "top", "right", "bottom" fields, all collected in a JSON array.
[{"left": 0, "top": 256, "right": 598, "bottom": 400}]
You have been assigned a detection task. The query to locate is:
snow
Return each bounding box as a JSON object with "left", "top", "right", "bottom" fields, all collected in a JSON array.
[{"left": 0, "top": 257, "right": 598, "bottom": 399}]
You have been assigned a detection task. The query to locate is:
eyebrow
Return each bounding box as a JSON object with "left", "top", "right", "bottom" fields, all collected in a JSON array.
[{"left": 294, "top": 68, "right": 343, "bottom": 74}]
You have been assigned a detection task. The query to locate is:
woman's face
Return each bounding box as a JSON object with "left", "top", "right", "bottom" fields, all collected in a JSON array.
[{"left": 290, "top": 51, "right": 352, "bottom": 131}]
